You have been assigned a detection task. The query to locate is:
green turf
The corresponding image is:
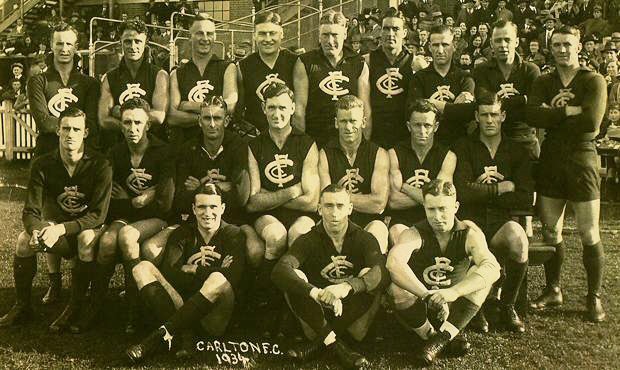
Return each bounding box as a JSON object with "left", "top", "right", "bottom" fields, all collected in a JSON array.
[{"left": 0, "top": 162, "right": 618, "bottom": 369}]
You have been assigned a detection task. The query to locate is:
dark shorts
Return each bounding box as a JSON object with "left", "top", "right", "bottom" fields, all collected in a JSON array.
[
  {"left": 47, "top": 234, "right": 79, "bottom": 258},
  {"left": 160, "top": 266, "right": 206, "bottom": 300},
  {"left": 251, "top": 208, "right": 318, "bottom": 230},
  {"left": 481, "top": 219, "right": 511, "bottom": 245},
  {"left": 536, "top": 140, "right": 600, "bottom": 202}
]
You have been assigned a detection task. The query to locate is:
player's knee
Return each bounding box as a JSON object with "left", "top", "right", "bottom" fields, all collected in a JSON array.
[
  {"left": 577, "top": 226, "right": 600, "bottom": 246},
  {"left": 261, "top": 222, "right": 287, "bottom": 260},
  {"left": 133, "top": 260, "right": 156, "bottom": 285},
  {"left": 389, "top": 224, "right": 407, "bottom": 246},
  {"left": 504, "top": 223, "right": 528, "bottom": 262},
  {"left": 365, "top": 220, "right": 388, "bottom": 254},
  {"left": 288, "top": 217, "right": 314, "bottom": 246},
  {"left": 293, "top": 269, "right": 309, "bottom": 283},
  {"left": 200, "top": 272, "right": 232, "bottom": 300},
  {"left": 99, "top": 229, "right": 119, "bottom": 251},
  {"left": 16, "top": 231, "right": 35, "bottom": 257},
  {"left": 541, "top": 223, "right": 562, "bottom": 244},
  {"left": 242, "top": 225, "right": 265, "bottom": 268},
  {"left": 388, "top": 283, "right": 418, "bottom": 311},
  {"left": 97, "top": 240, "right": 117, "bottom": 265},
  {"left": 118, "top": 226, "right": 140, "bottom": 253},
  {"left": 140, "top": 237, "right": 165, "bottom": 263},
  {"left": 77, "top": 231, "right": 96, "bottom": 261}
]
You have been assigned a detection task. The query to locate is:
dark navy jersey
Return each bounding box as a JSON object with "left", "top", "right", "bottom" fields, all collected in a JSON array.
[
  {"left": 368, "top": 48, "right": 413, "bottom": 147},
  {"left": 390, "top": 140, "right": 450, "bottom": 225},
  {"left": 160, "top": 222, "right": 246, "bottom": 292},
  {"left": 239, "top": 49, "right": 297, "bottom": 133},
  {"left": 108, "top": 135, "right": 175, "bottom": 220},
  {"left": 323, "top": 138, "right": 381, "bottom": 225},
  {"left": 106, "top": 59, "right": 162, "bottom": 106},
  {"left": 249, "top": 128, "right": 314, "bottom": 193},
  {"left": 408, "top": 64, "right": 475, "bottom": 146},
  {"left": 300, "top": 48, "right": 365, "bottom": 142},
  {"left": 174, "top": 130, "right": 248, "bottom": 223},
  {"left": 175, "top": 56, "right": 230, "bottom": 103},
  {"left": 22, "top": 149, "right": 112, "bottom": 236},
  {"left": 409, "top": 219, "right": 471, "bottom": 291}
]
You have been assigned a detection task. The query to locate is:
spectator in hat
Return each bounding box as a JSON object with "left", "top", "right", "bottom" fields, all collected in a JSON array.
[
  {"left": 30, "top": 54, "right": 47, "bottom": 75},
  {"left": 583, "top": 34, "right": 602, "bottom": 64},
  {"left": 612, "top": 32, "right": 620, "bottom": 49},
  {"left": 363, "top": 15, "right": 382, "bottom": 51},
  {"left": 420, "top": 0, "right": 441, "bottom": 16},
  {"left": 456, "top": 0, "right": 477, "bottom": 28},
  {"left": 600, "top": 43, "right": 619, "bottom": 74},
  {"left": 537, "top": 14, "right": 557, "bottom": 54},
  {"left": 348, "top": 33, "right": 362, "bottom": 54},
  {"left": 11, "top": 62, "right": 26, "bottom": 87},
  {"left": 495, "top": 0, "right": 513, "bottom": 22},
  {"left": 514, "top": 0, "right": 537, "bottom": 29},
  {"left": 581, "top": 5, "right": 611, "bottom": 38},
  {"left": 473, "top": 0, "right": 495, "bottom": 25},
  {"left": 453, "top": 27, "right": 468, "bottom": 60},
  {"left": 459, "top": 52, "right": 473, "bottom": 72}
]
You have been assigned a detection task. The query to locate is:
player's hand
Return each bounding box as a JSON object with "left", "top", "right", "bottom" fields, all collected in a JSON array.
[
  {"left": 132, "top": 187, "right": 156, "bottom": 208},
  {"left": 29, "top": 230, "right": 44, "bottom": 252},
  {"left": 221, "top": 255, "right": 233, "bottom": 268},
  {"left": 287, "top": 183, "right": 303, "bottom": 199},
  {"left": 565, "top": 105, "right": 582, "bottom": 116},
  {"left": 431, "top": 288, "right": 459, "bottom": 304},
  {"left": 497, "top": 180, "right": 515, "bottom": 194},
  {"left": 332, "top": 299, "right": 344, "bottom": 317},
  {"left": 454, "top": 92, "right": 474, "bottom": 104},
  {"left": 411, "top": 55, "right": 429, "bottom": 72},
  {"left": 319, "top": 283, "right": 352, "bottom": 306},
  {"left": 428, "top": 98, "right": 446, "bottom": 112},
  {"left": 38, "top": 224, "right": 66, "bottom": 250},
  {"left": 181, "top": 264, "right": 198, "bottom": 274},
  {"left": 111, "top": 183, "right": 130, "bottom": 199},
  {"left": 208, "top": 172, "right": 227, "bottom": 183},
  {"left": 401, "top": 182, "right": 416, "bottom": 195},
  {"left": 184, "top": 176, "right": 201, "bottom": 191},
  {"left": 111, "top": 105, "right": 121, "bottom": 119}
]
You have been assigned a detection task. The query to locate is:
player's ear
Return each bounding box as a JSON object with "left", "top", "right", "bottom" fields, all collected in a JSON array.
[
  {"left": 500, "top": 110, "right": 507, "bottom": 122},
  {"left": 261, "top": 101, "right": 267, "bottom": 114},
  {"left": 433, "top": 122, "right": 439, "bottom": 133},
  {"left": 577, "top": 42, "right": 582, "bottom": 53},
  {"left": 406, "top": 120, "right": 412, "bottom": 133},
  {"left": 454, "top": 200, "right": 460, "bottom": 213},
  {"left": 220, "top": 202, "right": 226, "bottom": 214},
  {"left": 192, "top": 202, "right": 198, "bottom": 216},
  {"left": 474, "top": 110, "right": 480, "bottom": 122},
  {"left": 84, "top": 127, "right": 89, "bottom": 139}
]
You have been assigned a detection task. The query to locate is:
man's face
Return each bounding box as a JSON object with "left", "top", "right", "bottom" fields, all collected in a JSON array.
[
  {"left": 478, "top": 24, "right": 488, "bottom": 37},
  {"left": 476, "top": 103, "right": 505, "bottom": 137},
  {"left": 12, "top": 66, "right": 22, "bottom": 76},
  {"left": 459, "top": 23, "right": 467, "bottom": 33},
  {"left": 351, "top": 40, "right": 361, "bottom": 52},
  {"left": 607, "top": 62, "right": 618, "bottom": 77},
  {"left": 492, "top": 26, "right": 518, "bottom": 62},
  {"left": 498, "top": 0, "right": 506, "bottom": 8},
  {"left": 58, "top": 116, "right": 88, "bottom": 151},
  {"left": 430, "top": 31, "right": 454, "bottom": 66},
  {"left": 593, "top": 9, "right": 602, "bottom": 18},
  {"left": 121, "top": 108, "right": 149, "bottom": 144},
  {"left": 319, "top": 24, "right": 346, "bottom": 57},
  {"left": 408, "top": 111, "right": 437, "bottom": 147},
  {"left": 584, "top": 40, "right": 595, "bottom": 52},
  {"left": 460, "top": 54, "right": 472, "bottom": 65},
  {"left": 419, "top": 30, "right": 429, "bottom": 42},
  {"left": 480, "top": 0, "right": 489, "bottom": 7},
  {"left": 335, "top": 107, "right": 365, "bottom": 144},
  {"left": 424, "top": 193, "right": 458, "bottom": 233},
  {"left": 445, "top": 17, "right": 454, "bottom": 26},
  {"left": 199, "top": 104, "right": 227, "bottom": 140},
  {"left": 121, "top": 30, "right": 147, "bottom": 62},
  {"left": 263, "top": 93, "right": 295, "bottom": 129},
  {"left": 605, "top": 50, "right": 617, "bottom": 63},
  {"left": 469, "top": 26, "right": 477, "bottom": 36},
  {"left": 318, "top": 190, "right": 353, "bottom": 230},
  {"left": 381, "top": 17, "right": 407, "bottom": 51},
  {"left": 608, "top": 108, "right": 620, "bottom": 122},
  {"left": 52, "top": 30, "right": 78, "bottom": 65},
  {"left": 11, "top": 81, "right": 21, "bottom": 91},
  {"left": 193, "top": 193, "right": 225, "bottom": 232},
  {"left": 255, "top": 22, "right": 283, "bottom": 56},
  {"left": 190, "top": 19, "right": 216, "bottom": 56},
  {"left": 529, "top": 41, "right": 539, "bottom": 54},
  {"left": 551, "top": 33, "right": 580, "bottom": 67},
  {"left": 545, "top": 19, "right": 555, "bottom": 30}
]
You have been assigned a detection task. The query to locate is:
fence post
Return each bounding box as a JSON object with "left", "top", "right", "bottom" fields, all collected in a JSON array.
[
  {"left": 4, "top": 100, "right": 14, "bottom": 161},
  {"left": 319, "top": 0, "right": 323, "bottom": 18},
  {"left": 297, "top": 4, "right": 301, "bottom": 50}
]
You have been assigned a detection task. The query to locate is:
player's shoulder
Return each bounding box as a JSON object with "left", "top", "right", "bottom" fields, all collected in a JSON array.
[
  {"left": 219, "top": 222, "right": 244, "bottom": 241},
  {"left": 459, "top": 219, "right": 484, "bottom": 238},
  {"left": 579, "top": 67, "right": 606, "bottom": 85},
  {"left": 30, "top": 150, "right": 56, "bottom": 169},
  {"left": 452, "top": 134, "right": 473, "bottom": 153}
]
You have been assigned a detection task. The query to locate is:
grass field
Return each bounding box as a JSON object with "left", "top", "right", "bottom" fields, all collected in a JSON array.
[{"left": 0, "top": 160, "right": 618, "bottom": 369}]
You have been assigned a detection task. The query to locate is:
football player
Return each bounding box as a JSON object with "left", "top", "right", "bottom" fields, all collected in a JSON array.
[
  {"left": 388, "top": 99, "right": 456, "bottom": 245},
  {"left": 0, "top": 108, "right": 112, "bottom": 332},
  {"left": 293, "top": 10, "right": 371, "bottom": 147},
  {"left": 99, "top": 19, "right": 169, "bottom": 145},
  {"left": 237, "top": 11, "right": 297, "bottom": 134},
  {"left": 272, "top": 184, "right": 389, "bottom": 369},
  {"left": 318, "top": 95, "right": 389, "bottom": 253},
  {"left": 526, "top": 26, "right": 607, "bottom": 322},
  {"left": 365, "top": 7, "right": 413, "bottom": 148},
  {"left": 247, "top": 82, "right": 320, "bottom": 337},
  {"left": 453, "top": 93, "right": 534, "bottom": 333},
  {"left": 126, "top": 184, "right": 246, "bottom": 362},
  {"left": 408, "top": 25, "right": 475, "bottom": 147},
  {"left": 95, "top": 98, "right": 174, "bottom": 334},
  {"left": 387, "top": 179, "right": 500, "bottom": 365},
  {"left": 168, "top": 13, "right": 237, "bottom": 146}
]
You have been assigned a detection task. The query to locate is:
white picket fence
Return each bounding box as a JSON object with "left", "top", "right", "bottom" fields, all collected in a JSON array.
[{"left": 0, "top": 100, "right": 37, "bottom": 160}]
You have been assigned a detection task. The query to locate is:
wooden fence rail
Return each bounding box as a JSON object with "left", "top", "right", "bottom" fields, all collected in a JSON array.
[{"left": 0, "top": 100, "right": 37, "bottom": 160}]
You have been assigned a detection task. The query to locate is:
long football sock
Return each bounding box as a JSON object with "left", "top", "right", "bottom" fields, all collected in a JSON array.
[
  {"left": 446, "top": 297, "right": 480, "bottom": 335},
  {"left": 14, "top": 255, "right": 37, "bottom": 306},
  {"left": 164, "top": 292, "right": 213, "bottom": 335},
  {"left": 583, "top": 242, "right": 605, "bottom": 296},
  {"left": 70, "top": 260, "right": 94, "bottom": 306},
  {"left": 501, "top": 260, "right": 528, "bottom": 306},
  {"left": 140, "top": 281, "right": 176, "bottom": 322},
  {"left": 544, "top": 242, "right": 564, "bottom": 288}
]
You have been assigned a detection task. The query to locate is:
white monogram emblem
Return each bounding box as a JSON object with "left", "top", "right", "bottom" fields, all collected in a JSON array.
[
  {"left": 496, "top": 83, "right": 521, "bottom": 99},
  {"left": 118, "top": 83, "right": 147, "bottom": 104},
  {"left": 56, "top": 185, "right": 87, "bottom": 215},
  {"left": 320, "top": 255, "right": 354, "bottom": 283},
  {"left": 188, "top": 80, "right": 215, "bottom": 102},
  {"left": 376, "top": 68, "right": 404, "bottom": 98},
  {"left": 264, "top": 154, "right": 294, "bottom": 188},
  {"left": 406, "top": 169, "right": 431, "bottom": 188},
  {"left": 550, "top": 88, "right": 575, "bottom": 108},
  {"left": 429, "top": 85, "right": 456, "bottom": 102},
  {"left": 256, "top": 73, "right": 286, "bottom": 102},
  {"left": 423, "top": 256, "right": 454, "bottom": 289},
  {"left": 126, "top": 168, "right": 153, "bottom": 194},
  {"left": 319, "top": 71, "right": 350, "bottom": 101},
  {"left": 337, "top": 168, "right": 364, "bottom": 194},
  {"left": 187, "top": 245, "right": 222, "bottom": 267},
  {"left": 47, "top": 88, "right": 79, "bottom": 117}
]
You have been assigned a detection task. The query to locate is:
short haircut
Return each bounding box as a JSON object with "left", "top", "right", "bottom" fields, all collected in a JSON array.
[
  {"left": 262, "top": 81, "right": 294, "bottom": 102},
  {"left": 118, "top": 19, "right": 148, "bottom": 36},
  {"left": 608, "top": 103, "right": 620, "bottom": 111},
  {"left": 492, "top": 19, "right": 518, "bottom": 36},
  {"left": 422, "top": 179, "right": 456, "bottom": 198},
  {"left": 552, "top": 25, "right": 580, "bottom": 40},
  {"left": 429, "top": 24, "right": 453, "bottom": 37},
  {"left": 120, "top": 97, "right": 151, "bottom": 115},
  {"left": 320, "top": 183, "right": 349, "bottom": 199},
  {"left": 382, "top": 7, "right": 405, "bottom": 23},
  {"left": 191, "top": 13, "right": 215, "bottom": 28},
  {"left": 52, "top": 22, "right": 79, "bottom": 40},
  {"left": 254, "top": 10, "right": 282, "bottom": 26},
  {"left": 478, "top": 22, "right": 490, "bottom": 31},
  {"left": 319, "top": 10, "right": 347, "bottom": 27},
  {"left": 476, "top": 90, "right": 503, "bottom": 110},
  {"left": 58, "top": 106, "right": 86, "bottom": 126},
  {"left": 407, "top": 98, "right": 439, "bottom": 119},
  {"left": 200, "top": 95, "right": 229, "bottom": 115},
  {"left": 9, "top": 78, "right": 21, "bottom": 85},
  {"left": 194, "top": 182, "right": 223, "bottom": 200},
  {"left": 335, "top": 95, "right": 364, "bottom": 114}
]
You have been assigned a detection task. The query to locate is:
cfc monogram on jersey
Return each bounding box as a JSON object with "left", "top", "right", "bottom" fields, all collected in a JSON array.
[
  {"left": 256, "top": 73, "right": 286, "bottom": 102},
  {"left": 550, "top": 88, "right": 575, "bottom": 107},
  {"left": 126, "top": 168, "right": 153, "bottom": 194},
  {"left": 47, "top": 88, "right": 79, "bottom": 117},
  {"left": 119, "top": 83, "right": 147, "bottom": 104},
  {"left": 496, "top": 83, "right": 521, "bottom": 99},
  {"left": 188, "top": 80, "right": 215, "bottom": 102},
  {"left": 320, "top": 255, "right": 354, "bottom": 283},
  {"left": 187, "top": 245, "right": 222, "bottom": 267},
  {"left": 319, "top": 71, "right": 350, "bottom": 101},
  {"left": 407, "top": 168, "right": 431, "bottom": 188},
  {"left": 429, "top": 85, "right": 456, "bottom": 102},
  {"left": 56, "top": 185, "right": 87, "bottom": 216},
  {"left": 423, "top": 256, "right": 454, "bottom": 289},
  {"left": 264, "top": 154, "right": 294, "bottom": 188},
  {"left": 376, "top": 67, "right": 404, "bottom": 98},
  {"left": 337, "top": 168, "right": 365, "bottom": 193}
]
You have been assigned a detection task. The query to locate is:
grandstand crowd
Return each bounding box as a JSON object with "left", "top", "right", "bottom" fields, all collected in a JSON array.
[{"left": 0, "top": 0, "right": 617, "bottom": 368}]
